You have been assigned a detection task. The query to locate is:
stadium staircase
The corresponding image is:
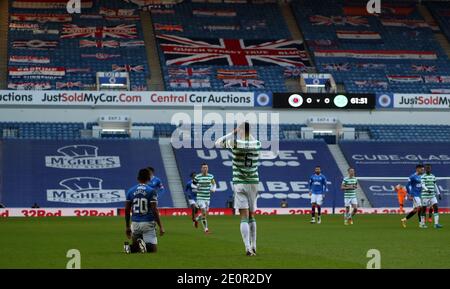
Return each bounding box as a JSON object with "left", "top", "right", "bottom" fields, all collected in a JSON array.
[
  {"left": 327, "top": 144, "right": 372, "bottom": 208},
  {"left": 141, "top": 11, "right": 165, "bottom": 90},
  {"left": 159, "top": 138, "right": 187, "bottom": 208},
  {"left": 0, "top": 0, "right": 8, "bottom": 89},
  {"left": 280, "top": 2, "right": 312, "bottom": 92},
  {"left": 419, "top": 4, "right": 450, "bottom": 59}
]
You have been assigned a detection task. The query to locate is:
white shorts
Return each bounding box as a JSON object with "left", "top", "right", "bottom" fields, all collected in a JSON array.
[
  {"left": 188, "top": 199, "right": 198, "bottom": 207},
  {"left": 131, "top": 221, "right": 157, "bottom": 245},
  {"left": 310, "top": 194, "right": 324, "bottom": 206},
  {"left": 422, "top": 197, "right": 438, "bottom": 207},
  {"left": 412, "top": 197, "right": 422, "bottom": 208},
  {"left": 196, "top": 199, "right": 210, "bottom": 210},
  {"left": 233, "top": 183, "right": 258, "bottom": 212},
  {"left": 344, "top": 197, "right": 358, "bottom": 207}
]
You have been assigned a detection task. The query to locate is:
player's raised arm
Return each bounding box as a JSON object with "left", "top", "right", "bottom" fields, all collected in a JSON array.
[{"left": 215, "top": 128, "right": 238, "bottom": 148}]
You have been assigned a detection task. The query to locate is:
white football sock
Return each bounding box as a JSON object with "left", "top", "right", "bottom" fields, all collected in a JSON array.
[
  {"left": 434, "top": 213, "right": 439, "bottom": 225},
  {"left": 240, "top": 220, "right": 251, "bottom": 251},
  {"left": 249, "top": 219, "right": 257, "bottom": 251}
]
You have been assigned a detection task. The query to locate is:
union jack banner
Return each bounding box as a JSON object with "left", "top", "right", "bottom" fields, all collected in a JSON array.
[
  {"left": 11, "top": 13, "right": 72, "bottom": 23},
  {"left": 79, "top": 14, "right": 104, "bottom": 20},
  {"left": 223, "top": 78, "right": 265, "bottom": 89},
  {"left": 79, "top": 40, "right": 120, "bottom": 48},
  {"left": 157, "top": 34, "right": 311, "bottom": 67},
  {"left": 217, "top": 69, "right": 258, "bottom": 79},
  {"left": 61, "top": 24, "right": 137, "bottom": 39},
  {"left": 81, "top": 53, "right": 121, "bottom": 60},
  {"left": 112, "top": 64, "right": 144, "bottom": 72},
  {"left": 66, "top": 68, "right": 91, "bottom": 74},
  {"left": 169, "top": 78, "right": 211, "bottom": 88},
  {"left": 120, "top": 40, "right": 145, "bottom": 47},
  {"left": 321, "top": 63, "right": 351, "bottom": 71},
  {"left": 12, "top": 40, "right": 58, "bottom": 49},
  {"left": 8, "top": 81, "right": 52, "bottom": 90},
  {"left": 309, "top": 15, "right": 369, "bottom": 27},
  {"left": 56, "top": 81, "right": 84, "bottom": 89},
  {"left": 306, "top": 39, "right": 339, "bottom": 49},
  {"left": 154, "top": 23, "right": 184, "bottom": 32},
  {"left": 411, "top": 65, "right": 436, "bottom": 72},
  {"left": 168, "top": 67, "right": 211, "bottom": 77},
  {"left": 9, "top": 55, "right": 50, "bottom": 64},
  {"left": 423, "top": 76, "right": 450, "bottom": 84}
]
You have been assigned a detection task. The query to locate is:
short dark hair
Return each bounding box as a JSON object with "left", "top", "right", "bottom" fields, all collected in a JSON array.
[
  {"left": 190, "top": 172, "right": 196, "bottom": 178},
  {"left": 147, "top": 167, "right": 155, "bottom": 173},
  {"left": 348, "top": 167, "right": 354, "bottom": 172},
  {"left": 138, "top": 169, "right": 151, "bottom": 182},
  {"left": 416, "top": 164, "right": 424, "bottom": 169},
  {"left": 424, "top": 164, "right": 431, "bottom": 167},
  {"left": 201, "top": 163, "right": 208, "bottom": 167},
  {"left": 315, "top": 165, "right": 321, "bottom": 168}
]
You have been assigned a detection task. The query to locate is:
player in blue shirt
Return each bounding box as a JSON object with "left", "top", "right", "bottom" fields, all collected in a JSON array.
[
  {"left": 147, "top": 167, "right": 165, "bottom": 197},
  {"left": 185, "top": 172, "right": 199, "bottom": 228},
  {"left": 124, "top": 169, "right": 165, "bottom": 254},
  {"left": 309, "top": 166, "right": 328, "bottom": 224},
  {"left": 401, "top": 164, "right": 429, "bottom": 228}
]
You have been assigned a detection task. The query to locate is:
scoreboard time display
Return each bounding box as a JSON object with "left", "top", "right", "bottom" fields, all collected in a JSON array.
[{"left": 273, "top": 93, "right": 376, "bottom": 109}]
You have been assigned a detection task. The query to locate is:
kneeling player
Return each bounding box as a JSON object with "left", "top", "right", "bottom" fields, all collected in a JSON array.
[
  {"left": 124, "top": 169, "right": 165, "bottom": 253},
  {"left": 342, "top": 168, "right": 358, "bottom": 225}
]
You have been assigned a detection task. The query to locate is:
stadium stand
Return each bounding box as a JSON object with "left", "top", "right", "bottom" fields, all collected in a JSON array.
[
  {"left": 152, "top": 1, "right": 310, "bottom": 93},
  {"left": 291, "top": 0, "right": 450, "bottom": 93},
  {"left": 7, "top": 0, "right": 150, "bottom": 90}
]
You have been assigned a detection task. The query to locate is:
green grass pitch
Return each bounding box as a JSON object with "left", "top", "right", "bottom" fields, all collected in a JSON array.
[{"left": 0, "top": 214, "right": 449, "bottom": 269}]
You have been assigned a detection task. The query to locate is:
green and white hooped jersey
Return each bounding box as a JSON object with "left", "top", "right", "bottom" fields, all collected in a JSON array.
[
  {"left": 231, "top": 139, "right": 261, "bottom": 184},
  {"left": 194, "top": 173, "right": 215, "bottom": 201},
  {"left": 421, "top": 173, "right": 436, "bottom": 199},
  {"left": 342, "top": 177, "right": 358, "bottom": 198}
]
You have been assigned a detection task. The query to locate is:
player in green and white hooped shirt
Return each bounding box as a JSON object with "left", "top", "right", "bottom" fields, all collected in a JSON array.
[
  {"left": 215, "top": 122, "right": 261, "bottom": 256},
  {"left": 193, "top": 163, "right": 216, "bottom": 234},
  {"left": 422, "top": 164, "right": 443, "bottom": 228},
  {"left": 341, "top": 168, "right": 358, "bottom": 225}
]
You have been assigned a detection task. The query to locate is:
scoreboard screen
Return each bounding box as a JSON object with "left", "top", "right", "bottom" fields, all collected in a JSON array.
[{"left": 273, "top": 93, "right": 376, "bottom": 109}]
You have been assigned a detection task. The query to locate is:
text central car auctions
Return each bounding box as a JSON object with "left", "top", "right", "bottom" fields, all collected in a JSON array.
[{"left": 0, "top": 90, "right": 255, "bottom": 107}]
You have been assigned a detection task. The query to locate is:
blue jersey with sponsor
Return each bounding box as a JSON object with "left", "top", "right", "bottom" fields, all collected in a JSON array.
[
  {"left": 406, "top": 173, "right": 424, "bottom": 198},
  {"left": 185, "top": 180, "right": 196, "bottom": 201},
  {"left": 149, "top": 176, "right": 165, "bottom": 196},
  {"left": 309, "top": 174, "right": 328, "bottom": 194},
  {"left": 126, "top": 183, "right": 157, "bottom": 222}
]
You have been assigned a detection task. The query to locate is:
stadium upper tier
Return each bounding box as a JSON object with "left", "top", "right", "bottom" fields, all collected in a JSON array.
[
  {"left": 291, "top": 0, "right": 450, "bottom": 93},
  {"left": 6, "top": 0, "right": 450, "bottom": 93},
  {"left": 2, "top": 122, "right": 450, "bottom": 142}
]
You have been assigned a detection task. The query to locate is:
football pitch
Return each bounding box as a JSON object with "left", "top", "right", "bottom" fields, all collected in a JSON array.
[{"left": 1, "top": 214, "right": 449, "bottom": 269}]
